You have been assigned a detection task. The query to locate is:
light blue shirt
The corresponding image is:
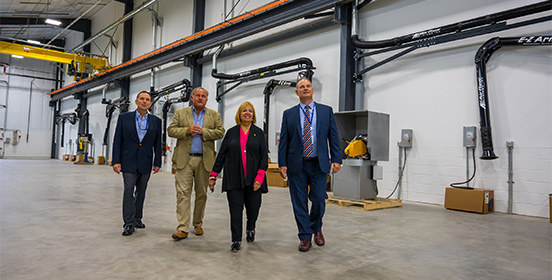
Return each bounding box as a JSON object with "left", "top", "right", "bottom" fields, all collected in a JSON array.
[
  {"left": 300, "top": 101, "right": 317, "bottom": 158},
  {"left": 190, "top": 106, "right": 205, "bottom": 154},
  {"left": 135, "top": 110, "right": 149, "bottom": 142}
]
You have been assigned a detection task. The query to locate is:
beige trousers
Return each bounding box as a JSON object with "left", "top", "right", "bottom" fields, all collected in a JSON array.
[{"left": 175, "top": 156, "right": 209, "bottom": 232}]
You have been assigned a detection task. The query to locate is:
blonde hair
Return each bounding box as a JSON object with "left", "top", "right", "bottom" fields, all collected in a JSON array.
[{"left": 235, "top": 101, "right": 256, "bottom": 126}]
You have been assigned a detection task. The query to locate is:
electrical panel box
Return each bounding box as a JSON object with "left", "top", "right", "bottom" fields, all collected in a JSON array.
[
  {"left": 398, "top": 129, "right": 413, "bottom": 148},
  {"left": 463, "top": 126, "right": 477, "bottom": 148},
  {"left": 12, "top": 130, "right": 21, "bottom": 145}
]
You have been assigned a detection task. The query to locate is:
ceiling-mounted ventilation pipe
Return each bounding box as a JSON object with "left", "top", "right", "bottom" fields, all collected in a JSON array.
[
  {"left": 474, "top": 35, "right": 552, "bottom": 160},
  {"left": 351, "top": 1, "right": 552, "bottom": 49},
  {"left": 70, "top": 0, "right": 161, "bottom": 52}
]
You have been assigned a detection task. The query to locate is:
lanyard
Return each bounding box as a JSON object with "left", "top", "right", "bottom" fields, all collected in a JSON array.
[
  {"left": 136, "top": 113, "right": 149, "bottom": 130},
  {"left": 300, "top": 104, "right": 314, "bottom": 125}
]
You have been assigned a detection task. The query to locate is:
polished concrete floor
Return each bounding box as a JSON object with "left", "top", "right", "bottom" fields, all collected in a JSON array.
[{"left": 0, "top": 159, "right": 550, "bottom": 280}]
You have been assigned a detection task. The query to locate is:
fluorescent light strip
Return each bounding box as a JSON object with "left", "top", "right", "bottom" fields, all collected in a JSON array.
[
  {"left": 12, "top": 55, "right": 24, "bottom": 59},
  {"left": 45, "top": 19, "right": 62, "bottom": 26},
  {"left": 27, "top": 39, "right": 41, "bottom": 45}
]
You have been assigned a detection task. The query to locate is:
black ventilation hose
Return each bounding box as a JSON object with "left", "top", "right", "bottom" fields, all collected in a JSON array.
[
  {"left": 352, "top": 1, "right": 552, "bottom": 49},
  {"left": 474, "top": 36, "right": 552, "bottom": 159},
  {"left": 212, "top": 57, "right": 314, "bottom": 80}
]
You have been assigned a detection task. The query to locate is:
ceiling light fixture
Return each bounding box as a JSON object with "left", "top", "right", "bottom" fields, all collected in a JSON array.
[
  {"left": 45, "top": 19, "right": 62, "bottom": 26},
  {"left": 12, "top": 55, "right": 24, "bottom": 59},
  {"left": 27, "top": 39, "right": 41, "bottom": 45}
]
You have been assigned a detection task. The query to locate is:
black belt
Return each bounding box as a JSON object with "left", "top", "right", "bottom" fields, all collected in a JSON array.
[
  {"left": 189, "top": 153, "right": 203, "bottom": 157},
  {"left": 303, "top": 157, "right": 318, "bottom": 162}
]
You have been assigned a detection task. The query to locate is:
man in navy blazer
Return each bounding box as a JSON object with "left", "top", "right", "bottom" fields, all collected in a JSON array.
[
  {"left": 278, "top": 78, "right": 342, "bottom": 252},
  {"left": 112, "top": 91, "right": 162, "bottom": 236}
]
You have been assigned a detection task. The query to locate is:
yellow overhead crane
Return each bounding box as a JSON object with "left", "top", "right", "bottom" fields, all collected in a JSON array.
[{"left": 0, "top": 41, "right": 111, "bottom": 81}]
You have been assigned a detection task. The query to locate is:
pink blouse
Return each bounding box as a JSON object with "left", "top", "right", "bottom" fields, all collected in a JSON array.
[{"left": 210, "top": 127, "right": 265, "bottom": 185}]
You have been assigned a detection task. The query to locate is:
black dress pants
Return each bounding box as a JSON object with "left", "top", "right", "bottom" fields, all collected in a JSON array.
[
  {"left": 226, "top": 186, "right": 262, "bottom": 242},
  {"left": 122, "top": 171, "right": 151, "bottom": 227}
]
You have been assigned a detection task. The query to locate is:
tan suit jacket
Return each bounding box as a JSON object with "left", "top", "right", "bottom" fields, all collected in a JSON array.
[{"left": 168, "top": 106, "right": 225, "bottom": 172}]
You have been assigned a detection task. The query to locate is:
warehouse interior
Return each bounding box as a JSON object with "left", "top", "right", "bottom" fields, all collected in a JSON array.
[{"left": 1, "top": 0, "right": 551, "bottom": 279}]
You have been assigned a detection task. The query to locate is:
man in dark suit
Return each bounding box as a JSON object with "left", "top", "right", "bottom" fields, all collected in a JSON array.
[
  {"left": 278, "top": 78, "right": 342, "bottom": 252},
  {"left": 112, "top": 91, "right": 162, "bottom": 236}
]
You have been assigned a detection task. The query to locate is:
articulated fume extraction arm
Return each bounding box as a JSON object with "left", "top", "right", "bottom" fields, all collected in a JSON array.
[
  {"left": 56, "top": 113, "right": 78, "bottom": 148},
  {"left": 474, "top": 35, "right": 552, "bottom": 160},
  {"left": 154, "top": 79, "right": 193, "bottom": 156},
  {"left": 212, "top": 49, "right": 314, "bottom": 101},
  {"left": 351, "top": 1, "right": 551, "bottom": 49},
  {"left": 262, "top": 79, "right": 296, "bottom": 151}
]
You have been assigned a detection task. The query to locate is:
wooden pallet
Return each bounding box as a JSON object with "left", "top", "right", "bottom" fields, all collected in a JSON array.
[{"left": 326, "top": 196, "right": 402, "bottom": 211}]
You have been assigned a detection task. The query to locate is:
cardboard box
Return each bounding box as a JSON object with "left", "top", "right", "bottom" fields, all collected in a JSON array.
[
  {"left": 266, "top": 163, "right": 287, "bottom": 187},
  {"left": 97, "top": 156, "right": 105, "bottom": 165},
  {"left": 445, "top": 187, "right": 494, "bottom": 214},
  {"left": 62, "top": 154, "right": 70, "bottom": 161}
]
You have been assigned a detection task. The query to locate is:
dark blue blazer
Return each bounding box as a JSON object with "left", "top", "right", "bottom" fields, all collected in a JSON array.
[
  {"left": 112, "top": 111, "right": 162, "bottom": 174},
  {"left": 278, "top": 102, "right": 342, "bottom": 175}
]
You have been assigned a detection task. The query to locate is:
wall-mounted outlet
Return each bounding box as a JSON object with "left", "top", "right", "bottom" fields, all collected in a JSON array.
[
  {"left": 463, "top": 126, "right": 477, "bottom": 148},
  {"left": 398, "top": 129, "right": 413, "bottom": 148}
]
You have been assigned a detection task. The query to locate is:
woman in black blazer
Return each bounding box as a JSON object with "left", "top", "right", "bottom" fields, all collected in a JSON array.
[{"left": 209, "top": 101, "right": 268, "bottom": 252}]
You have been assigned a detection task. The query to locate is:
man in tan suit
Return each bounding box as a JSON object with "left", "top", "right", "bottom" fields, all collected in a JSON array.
[{"left": 168, "top": 87, "right": 224, "bottom": 240}]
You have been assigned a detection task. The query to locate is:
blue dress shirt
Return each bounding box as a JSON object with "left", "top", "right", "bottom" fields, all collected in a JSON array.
[
  {"left": 135, "top": 110, "right": 149, "bottom": 142},
  {"left": 191, "top": 106, "right": 205, "bottom": 154}
]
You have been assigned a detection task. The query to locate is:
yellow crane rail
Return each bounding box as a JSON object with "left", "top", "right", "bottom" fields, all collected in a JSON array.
[{"left": 0, "top": 41, "right": 111, "bottom": 80}]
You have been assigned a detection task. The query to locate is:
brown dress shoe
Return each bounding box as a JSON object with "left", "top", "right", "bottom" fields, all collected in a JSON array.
[
  {"left": 172, "top": 230, "right": 188, "bottom": 240},
  {"left": 314, "top": 232, "right": 325, "bottom": 246},
  {"left": 194, "top": 226, "right": 204, "bottom": 236},
  {"left": 298, "top": 240, "right": 312, "bottom": 252}
]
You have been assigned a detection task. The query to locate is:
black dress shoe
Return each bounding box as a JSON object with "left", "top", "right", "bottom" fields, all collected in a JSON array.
[
  {"left": 231, "top": 241, "right": 241, "bottom": 252},
  {"left": 135, "top": 221, "right": 146, "bottom": 229},
  {"left": 122, "top": 225, "right": 135, "bottom": 236},
  {"left": 246, "top": 230, "right": 255, "bottom": 243},
  {"left": 298, "top": 240, "right": 312, "bottom": 252}
]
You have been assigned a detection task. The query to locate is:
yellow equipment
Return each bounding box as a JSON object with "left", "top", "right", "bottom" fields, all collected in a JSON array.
[
  {"left": 344, "top": 135, "right": 368, "bottom": 158},
  {"left": 0, "top": 41, "right": 111, "bottom": 81}
]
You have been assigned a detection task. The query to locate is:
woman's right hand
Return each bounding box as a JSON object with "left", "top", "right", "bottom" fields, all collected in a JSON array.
[{"left": 208, "top": 179, "right": 216, "bottom": 193}]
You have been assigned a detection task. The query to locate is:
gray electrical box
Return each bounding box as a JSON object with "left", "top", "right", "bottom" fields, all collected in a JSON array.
[
  {"left": 398, "top": 129, "right": 413, "bottom": 148},
  {"left": 463, "top": 126, "right": 477, "bottom": 148}
]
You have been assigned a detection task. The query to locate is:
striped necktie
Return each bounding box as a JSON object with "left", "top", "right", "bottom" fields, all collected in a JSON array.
[{"left": 302, "top": 105, "right": 313, "bottom": 157}]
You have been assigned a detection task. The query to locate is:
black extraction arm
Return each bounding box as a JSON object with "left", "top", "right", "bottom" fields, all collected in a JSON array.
[
  {"left": 474, "top": 35, "right": 552, "bottom": 160},
  {"left": 57, "top": 113, "right": 78, "bottom": 148},
  {"left": 213, "top": 57, "right": 314, "bottom": 101},
  {"left": 212, "top": 57, "right": 314, "bottom": 80},
  {"left": 102, "top": 96, "right": 130, "bottom": 146},
  {"left": 262, "top": 79, "right": 296, "bottom": 151},
  {"left": 162, "top": 91, "right": 192, "bottom": 156},
  {"left": 151, "top": 79, "right": 192, "bottom": 105},
  {"left": 351, "top": 1, "right": 551, "bottom": 49}
]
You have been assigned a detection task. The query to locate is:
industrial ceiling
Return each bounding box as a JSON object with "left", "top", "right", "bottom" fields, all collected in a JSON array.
[{"left": 0, "top": 0, "right": 113, "bottom": 43}]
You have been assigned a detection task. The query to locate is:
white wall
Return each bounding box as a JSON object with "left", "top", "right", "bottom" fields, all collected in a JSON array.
[
  {"left": 0, "top": 55, "right": 56, "bottom": 159},
  {"left": 358, "top": 0, "right": 552, "bottom": 217},
  {"left": 4, "top": 0, "right": 550, "bottom": 217}
]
